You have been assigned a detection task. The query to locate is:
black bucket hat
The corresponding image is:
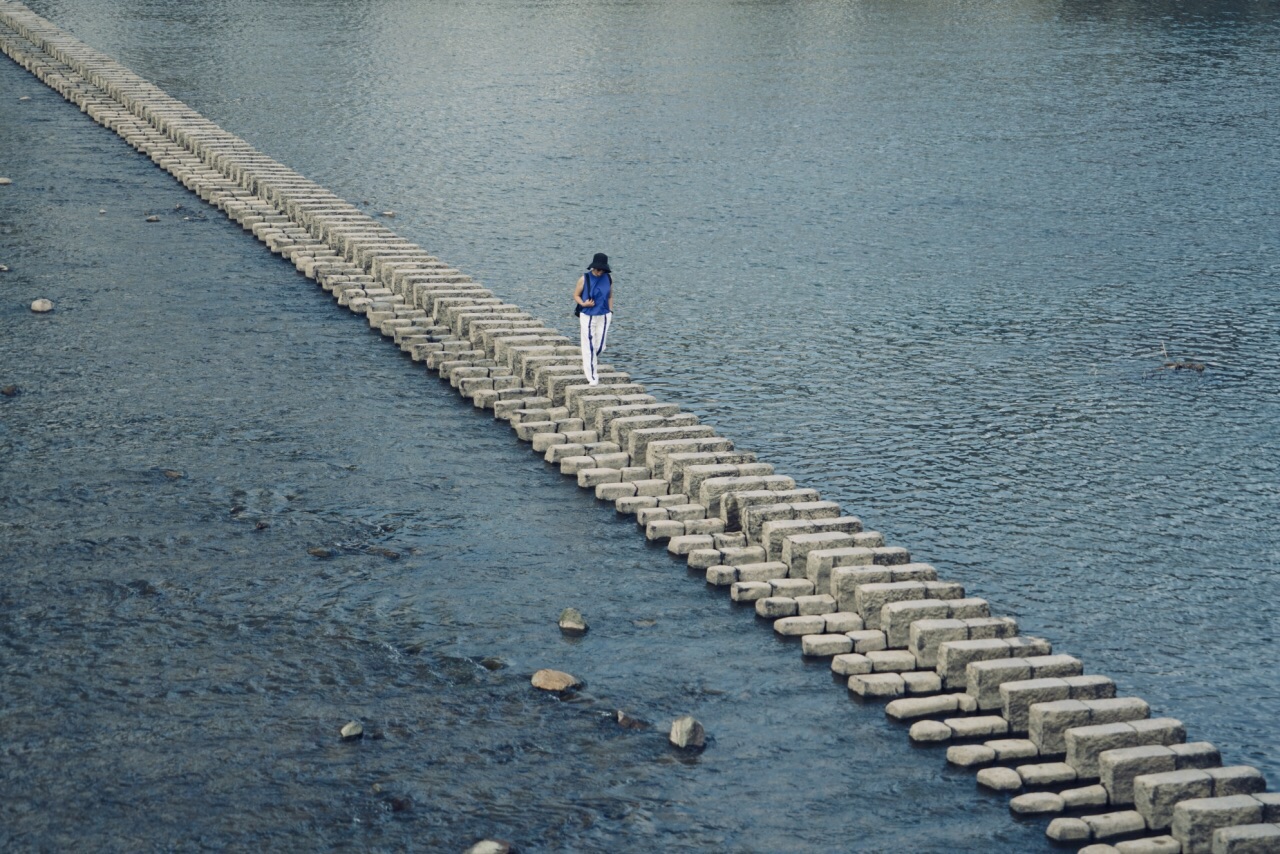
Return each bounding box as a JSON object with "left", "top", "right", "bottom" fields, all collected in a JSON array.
[{"left": 588, "top": 252, "right": 611, "bottom": 273}]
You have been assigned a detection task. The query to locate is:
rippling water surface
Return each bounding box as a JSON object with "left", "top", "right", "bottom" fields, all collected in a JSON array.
[{"left": 2, "top": 1, "right": 1278, "bottom": 851}]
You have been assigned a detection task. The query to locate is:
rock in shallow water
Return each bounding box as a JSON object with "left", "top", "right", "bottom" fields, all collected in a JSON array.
[
  {"left": 558, "top": 607, "right": 588, "bottom": 634},
  {"left": 464, "top": 840, "right": 513, "bottom": 854},
  {"left": 30, "top": 298, "right": 53, "bottom": 313},
  {"left": 340, "top": 721, "right": 363, "bottom": 740},
  {"left": 531, "top": 669, "right": 580, "bottom": 692},
  {"left": 669, "top": 715, "right": 706, "bottom": 749}
]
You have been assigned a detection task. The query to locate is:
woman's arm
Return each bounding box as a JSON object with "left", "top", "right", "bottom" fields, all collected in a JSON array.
[{"left": 574, "top": 275, "right": 593, "bottom": 307}]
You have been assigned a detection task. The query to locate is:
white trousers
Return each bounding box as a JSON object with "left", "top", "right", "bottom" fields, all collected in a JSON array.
[{"left": 579, "top": 311, "right": 611, "bottom": 384}]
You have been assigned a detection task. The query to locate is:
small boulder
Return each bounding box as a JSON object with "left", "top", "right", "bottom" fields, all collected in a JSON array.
[
  {"left": 380, "top": 211, "right": 396, "bottom": 218},
  {"left": 307, "top": 547, "right": 335, "bottom": 558},
  {"left": 669, "top": 715, "right": 706, "bottom": 750},
  {"left": 145, "top": 215, "right": 160, "bottom": 222},
  {"left": 254, "top": 521, "right": 270, "bottom": 530},
  {"left": 18, "top": 96, "right": 30, "bottom": 101},
  {"left": 558, "top": 607, "right": 588, "bottom": 635},
  {"left": 531, "top": 669, "right": 580, "bottom": 692},
  {"left": 464, "top": 841, "right": 514, "bottom": 854},
  {"left": 0, "top": 177, "right": 12, "bottom": 185},
  {"left": 30, "top": 298, "right": 53, "bottom": 313},
  {"left": 340, "top": 721, "right": 363, "bottom": 740},
  {"left": 162, "top": 469, "right": 183, "bottom": 479},
  {"left": 478, "top": 657, "right": 506, "bottom": 671},
  {"left": 0, "top": 264, "right": 9, "bottom": 272},
  {"left": 1, "top": 385, "right": 18, "bottom": 397}
]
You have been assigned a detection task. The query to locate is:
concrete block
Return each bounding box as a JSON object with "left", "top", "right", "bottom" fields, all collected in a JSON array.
[
  {"left": 760, "top": 517, "right": 862, "bottom": 562},
  {"left": 845, "top": 629, "right": 887, "bottom": 653},
  {"left": 880, "top": 600, "right": 950, "bottom": 649},
  {"left": 1012, "top": 792, "right": 1067, "bottom": 816},
  {"left": 945, "top": 715, "right": 1009, "bottom": 739},
  {"left": 755, "top": 597, "right": 797, "bottom": 618},
  {"left": 783, "top": 531, "right": 853, "bottom": 579},
  {"left": 1046, "top": 817, "right": 1093, "bottom": 842},
  {"left": 770, "top": 578, "right": 815, "bottom": 597},
  {"left": 1136, "top": 769, "right": 1216, "bottom": 830},
  {"left": 1068, "top": 718, "right": 1186, "bottom": 779},
  {"left": 1101, "top": 745, "right": 1181, "bottom": 806},
  {"left": 1082, "top": 811, "right": 1147, "bottom": 841},
  {"left": 909, "top": 720, "right": 955, "bottom": 743},
  {"left": 774, "top": 615, "right": 826, "bottom": 636},
  {"left": 1172, "top": 742, "right": 1223, "bottom": 771},
  {"left": 729, "top": 581, "right": 771, "bottom": 602},
  {"left": 885, "top": 694, "right": 961, "bottom": 721},
  {"left": 596, "top": 482, "right": 637, "bottom": 501},
  {"left": 1206, "top": 767, "right": 1267, "bottom": 799},
  {"left": 1030, "top": 698, "right": 1150, "bottom": 755},
  {"left": 635, "top": 507, "right": 669, "bottom": 526},
  {"left": 902, "top": 670, "right": 942, "bottom": 694},
  {"left": 1173, "top": 795, "right": 1265, "bottom": 854},
  {"left": 987, "top": 738, "right": 1040, "bottom": 762},
  {"left": 848, "top": 673, "right": 905, "bottom": 698},
  {"left": 824, "top": 611, "right": 863, "bottom": 633},
  {"left": 736, "top": 561, "right": 788, "bottom": 583},
  {"left": 705, "top": 565, "right": 736, "bottom": 586},
  {"left": 978, "top": 766, "right": 1024, "bottom": 792},
  {"left": 644, "top": 519, "right": 685, "bottom": 541},
  {"left": 668, "top": 534, "right": 715, "bottom": 555},
  {"left": 801, "top": 634, "right": 853, "bottom": 657},
  {"left": 795, "top": 593, "right": 837, "bottom": 616},
  {"left": 829, "top": 563, "right": 938, "bottom": 611},
  {"left": 866, "top": 649, "right": 917, "bottom": 672},
  {"left": 960, "top": 648, "right": 1071, "bottom": 703},
  {"left": 578, "top": 467, "right": 621, "bottom": 488},
  {"left": 832, "top": 653, "right": 872, "bottom": 676},
  {"left": 1212, "top": 824, "right": 1280, "bottom": 853},
  {"left": 947, "top": 744, "right": 997, "bottom": 767},
  {"left": 1064, "top": 785, "right": 1112, "bottom": 810},
  {"left": 1018, "top": 761, "right": 1079, "bottom": 787}
]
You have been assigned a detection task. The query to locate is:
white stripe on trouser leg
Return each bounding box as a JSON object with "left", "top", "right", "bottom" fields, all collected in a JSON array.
[{"left": 580, "top": 313, "right": 609, "bottom": 383}]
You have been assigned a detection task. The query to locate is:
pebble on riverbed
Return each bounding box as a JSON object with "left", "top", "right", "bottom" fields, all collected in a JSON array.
[
  {"left": 340, "top": 721, "right": 363, "bottom": 740},
  {"left": 558, "top": 607, "right": 588, "bottom": 635},
  {"left": 531, "top": 669, "right": 581, "bottom": 692},
  {"left": 669, "top": 715, "right": 706, "bottom": 750},
  {"left": 30, "top": 298, "right": 53, "bottom": 313}
]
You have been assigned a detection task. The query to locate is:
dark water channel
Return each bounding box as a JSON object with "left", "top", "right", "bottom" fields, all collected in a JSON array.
[{"left": 2, "top": 1, "right": 1278, "bottom": 851}]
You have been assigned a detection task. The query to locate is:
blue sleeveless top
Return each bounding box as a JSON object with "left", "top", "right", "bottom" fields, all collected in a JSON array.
[{"left": 581, "top": 270, "right": 611, "bottom": 317}]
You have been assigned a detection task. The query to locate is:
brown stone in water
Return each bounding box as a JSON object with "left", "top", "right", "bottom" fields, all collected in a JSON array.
[
  {"left": 162, "top": 469, "right": 184, "bottom": 479},
  {"left": 615, "top": 710, "right": 649, "bottom": 730},
  {"left": 531, "top": 669, "right": 581, "bottom": 692},
  {"left": 340, "top": 721, "right": 363, "bottom": 740},
  {"left": 1, "top": 385, "right": 18, "bottom": 397},
  {"left": 307, "top": 547, "right": 335, "bottom": 558},
  {"left": 669, "top": 715, "right": 706, "bottom": 749},
  {"left": 479, "top": 657, "right": 506, "bottom": 671}
]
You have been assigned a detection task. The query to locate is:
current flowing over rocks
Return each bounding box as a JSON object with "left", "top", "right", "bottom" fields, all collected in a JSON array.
[{"left": 0, "top": 2, "right": 1273, "bottom": 850}]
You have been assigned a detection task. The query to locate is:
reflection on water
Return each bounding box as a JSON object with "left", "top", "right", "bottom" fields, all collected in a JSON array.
[{"left": 3, "top": 0, "right": 1278, "bottom": 850}]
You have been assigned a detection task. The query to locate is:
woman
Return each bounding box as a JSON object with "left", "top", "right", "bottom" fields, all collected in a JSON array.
[{"left": 574, "top": 252, "right": 614, "bottom": 386}]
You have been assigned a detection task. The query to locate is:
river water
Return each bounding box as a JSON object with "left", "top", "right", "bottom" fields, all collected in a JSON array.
[{"left": 1, "top": 1, "right": 1277, "bottom": 851}]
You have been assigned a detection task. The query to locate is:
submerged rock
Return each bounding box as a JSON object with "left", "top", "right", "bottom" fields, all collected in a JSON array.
[
  {"left": 531, "top": 669, "right": 581, "bottom": 692},
  {"left": 30, "top": 298, "right": 53, "bottom": 313},
  {"left": 307, "top": 547, "right": 335, "bottom": 558},
  {"left": 0, "top": 264, "right": 9, "bottom": 272},
  {"left": 558, "top": 607, "right": 588, "bottom": 635},
  {"left": 669, "top": 715, "right": 706, "bottom": 750},
  {"left": 614, "top": 710, "right": 649, "bottom": 730},
  {"left": 478, "top": 657, "right": 506, "bottom": 671},
  {"left": 340, "top": 721, "right": 363, "bottom": 740},
  {"left": 1, "top": 385, "right": 18, "bottom": 397},
  {"left": 162, "top": 469, "right": 183, "bottom": 479},
  {"left": 145, "top": 215, "right": 159, "bottom": 222}
]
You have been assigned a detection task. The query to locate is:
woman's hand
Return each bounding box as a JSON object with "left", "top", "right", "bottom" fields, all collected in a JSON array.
[{"left": 581, "top": 298, "right": 595, "bottom": 307}]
